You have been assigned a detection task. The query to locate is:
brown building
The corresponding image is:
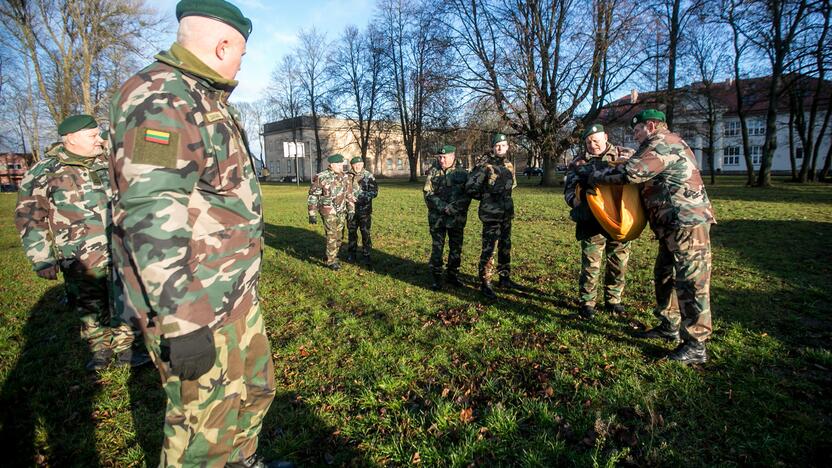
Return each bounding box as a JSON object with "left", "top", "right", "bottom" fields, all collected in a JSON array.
[{"left": 0, "top": 153, "right": 31, "bottom": 191}]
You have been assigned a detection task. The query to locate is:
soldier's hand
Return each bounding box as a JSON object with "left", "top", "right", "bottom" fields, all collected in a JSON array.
[
  {"left": 36, "top": 265, "right": 59, "bottom": 280},
  {"left": 167, "top": 327, "right": 216, "bottom": 381},
  {"left": 347, "top": 212, "right": 355, "bottom": 222},
  {"left": 308, "top": 215, "right": 317, "bottom": 225}
]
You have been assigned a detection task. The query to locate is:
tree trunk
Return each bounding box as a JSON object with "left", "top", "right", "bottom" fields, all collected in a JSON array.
[
  {"left": 311, "top": 112, "right": 323, "bottom": 173},
  {"left": 757, "top": 65, "right": 782, "bottom": 187},
  {"left": 665, "top": 0, "right": 681, "bottom": 128}
]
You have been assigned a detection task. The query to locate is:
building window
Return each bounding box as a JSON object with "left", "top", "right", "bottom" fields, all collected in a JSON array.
[
  {"left": 723, "top": 146, "right": 740, "bottom": 166},
  {"left": 724, "top": 120, "right": 740, "bottom": 137},
  {"left": 749, "top": 120, "right": 765, "bottom": 136},
  {"left": 396, "top": 159, "right": 404, "bottom": 170},
  {"left": 287, "top": 160, "right": 293, "bottom": 173},
  {"left": 750, "top": 146, "right": 762, "bottom": 165},
  {"left": 796, "top": 147, "right": 803, "bottom": 159},
  {"left": 386, "top": 159, "right": 393, "bottom": 170}
]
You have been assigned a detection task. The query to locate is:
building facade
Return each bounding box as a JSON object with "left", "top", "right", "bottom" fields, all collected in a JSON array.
[
  {"left": 0, "top": 153, "right": 31, "bottom": 191},
  {"left": 262, "top": 116, "right": 413, "bottom": 181},
  {"left": 598, "top": 76, "right": 831, "bottom": 175}
]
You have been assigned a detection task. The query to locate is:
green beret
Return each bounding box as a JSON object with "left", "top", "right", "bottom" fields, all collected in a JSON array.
[
  {"left": 350, "top": 157, "right": 363, "bottom": 164},
  {"left": 58, "top": 114, "right": 98, "bottom": 136},
  {"left": 176, "top": 0, "right": 252, "bottom": 41},
  {"left": 581, "top": 123, "right": 605, "bottom": 140},
  {"left": 437, "top": 145, "right": 456, "bottom": 155},
  {"left": 100, "top": 130, "right": 109, "bottom": 141},
  {"left": 327, "top": 154, "right": 345, "bottom": 164},
  {"left": 631, "top": 109, "right": 666, "bottom": 128},
  {"left": 491, "top": 133, "right": 508, "bottom": 145}
]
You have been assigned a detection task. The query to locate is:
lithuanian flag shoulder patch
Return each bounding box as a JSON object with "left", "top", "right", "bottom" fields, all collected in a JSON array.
[{"left": 144, "top": 129, "right": 171, "bottom": 145}]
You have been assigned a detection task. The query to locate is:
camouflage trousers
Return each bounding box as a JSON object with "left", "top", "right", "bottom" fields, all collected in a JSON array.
[
  {"left": 429, "top": 225, "right": 464, "bottom": 276},
  {"left": 347, "top": 211, "right": 372, "bottom": 256},
  {"left": 145, "top": 304, "right": 276, "bottom": 467},
  {"left": 654, "top": 224, "right": 713, "bottom": 343},
  {"left": 322, "top": 213, "right": 346, "bottom": 265},
  {"left": 479, "top": 220, "right": 512, "bottom": 281},
  {"left": 61, "top": 262, "right": 135, "bottom": 354},
  {"left": 579, "top": 234, "right": 631, "bottom": 307}
]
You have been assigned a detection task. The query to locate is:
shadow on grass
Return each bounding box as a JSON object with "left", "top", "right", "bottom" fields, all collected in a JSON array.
[
  {"left": 712, "top": 219, "right": 832, "bottom": 346},
  {"left": 264, "top": 223, "right": 670, "bottom": 358},
  {"left": 0, "top": 286, "right": 102, "bottom": 466}
]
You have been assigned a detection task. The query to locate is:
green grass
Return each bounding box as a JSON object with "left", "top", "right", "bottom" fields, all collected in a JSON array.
[{"left": 1, "top": 176, "right": 831, "bottom": 466}]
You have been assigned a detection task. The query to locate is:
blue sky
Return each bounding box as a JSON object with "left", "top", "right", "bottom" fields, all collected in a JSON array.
[{"left": 147, "top": 0, "right": 377, "bottom": 101}]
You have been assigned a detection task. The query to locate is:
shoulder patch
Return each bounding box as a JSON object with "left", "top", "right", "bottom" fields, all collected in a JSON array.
[
  {"left": 205, "top": 111, "right": 225, "bottom": 123},
  {"left": 132, "top": 128, "right": 180, "bottom": 168}
]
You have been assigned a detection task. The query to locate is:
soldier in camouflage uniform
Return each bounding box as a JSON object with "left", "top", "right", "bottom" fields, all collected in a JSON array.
[
  {"left": 108, "top": 2, "right": 281, "bottom": 466},
  {"left": 564, "top": 124, "right": 635, "bottom": 319},
  {"left": 308, "top": 153, "right": 356, "bottom": 270},
  {"left": 346, "top": 156, "right": 378, "bottom": 263},
  {"left": 15, "top": 114, "right": 147, "bottom": 371},
  {"left": 585, "top": 109, "right": 715, "bottom": 364},
  {"left": 466, "top": 133, "right": 518, "bottom": 299},
  {"left": 423, "top": 145, "right": 471, "bottom": 290}
]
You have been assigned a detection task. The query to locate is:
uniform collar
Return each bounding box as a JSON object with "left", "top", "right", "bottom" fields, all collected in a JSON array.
[
  {"left": 50, "top": 144, "right": 102, "bottom": 168},
  {"left": 156, "top": 43, "right": 239, "bottom": 100}
]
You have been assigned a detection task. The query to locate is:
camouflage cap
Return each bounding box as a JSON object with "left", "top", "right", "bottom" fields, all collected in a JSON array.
[
  {"left": 437, "top": 145, "right": 456, "bottom": 155},
  {"left": 350, "top": 156, "right": 363, "bottom": 164},
  {"left": 58, "top": 114, "right": 98, "bottom": 136},
  {"left": 631, "top": 109, "right": 666, "bottom": 128},
  {"left": 491, "top": 133, "right": 508, "bottom": 145},
  {"left": 327, "top": 154, "right": 345, "bottom": 163},
  {"left": 176, "top": 0, "right": 253, "bottom": 41},
  {"left": 581, "top": 123, "right": 605, "bottom": 140}
]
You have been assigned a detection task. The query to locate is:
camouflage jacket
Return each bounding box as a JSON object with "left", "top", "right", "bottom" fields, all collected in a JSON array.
[
  {"left": 15, "top": 145, "right": 111, "bottom": 272},
  {"left": 308, "top": 169, "right": 355, "bottom": 216},
  {"left": 423, "top": 160, "right": 471, "bottom": 229},
  {"left": 108, "top": 43, "right": 263, "bottom": 339},
  {"left": 348, "top": 168, "right": 379, "bottom": 214},
  {"left": 564, "top": 144, "right": 635, "bottom": 208},
  {"left": 465, "top": 155, "right": 517, "bottom": 223},
  {"left": 592, "top": 129, "right": 716, "bottom": 235}
]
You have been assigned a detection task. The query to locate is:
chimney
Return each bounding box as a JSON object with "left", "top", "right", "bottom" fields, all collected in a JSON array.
[{"left": 630, "top": 89, "right": 638, "bottom": 104}]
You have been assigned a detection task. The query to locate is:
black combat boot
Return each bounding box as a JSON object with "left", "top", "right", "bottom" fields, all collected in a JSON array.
[
  {"left": 85, "top": 349, "right": 114, "bottom": 371},
  {"left": 430, "top": 273, "right": 443, "bottom": 291},
  {"left": 346, "top": 252, "right": 356, "bottom": 262},
  {"left": 497, "top": 275, "right": 521, "bottom": 289},
  {"left": 445, "top": 271, "right": 463, "bottom": 287},
  {"left": 115, "top": 348, "right": 152, "bottom": 368},
  {"left": 225, "top": 454, "right": 294, "bottom": 468},
  {"left": 328, "top": 262, "right": 341, "bottom": 271},
  {"left": 606, "top": 303, "right": 626, "bottom": 315},
  {"left": 579, "top": 304, "right": 596, "bottom": 319},
  {"left": 480, "top": 280, "right": 497, "bottom": 300},
  {"left": 634, "top": 324, "right": 681, "bottom": 343},
  {"left": 668, "top": 341, "right": 708, "bottom": 364}
]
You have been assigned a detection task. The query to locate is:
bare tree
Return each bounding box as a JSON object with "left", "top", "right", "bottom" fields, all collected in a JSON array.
[
  {"left": 296, "top": 27, "right": 331, "bottom": 173},
  {"left": 328, "top": 24, "right": 385, "bottom": 163},
  {"left": 657, "top": 0, "right": 705, "bottom": 128},
  {"left": 267, "top": 55, "right": 304, "bottom": 178},
  {"left": 378, "top": 0, "right": 451, "bottom": 182},
  {"left": 444, "top": 0, "right": 649, "bottom": 186},
  {"left": 0, "top": 0, "right": 165, "bottom": 124},
  {"left": 745, "top": 0, "right": 811, "bottom": 187}
]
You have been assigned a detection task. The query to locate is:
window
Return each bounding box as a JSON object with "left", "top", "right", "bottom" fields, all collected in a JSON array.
[
  {"left": 273, "top": 162, "right": 280, "bottom": 174},
  {"left": 724, "top": 120, "right": 740, "bottom": 137},
  {"left": 396, "top": 159, "right": 404, "bottom": 170},
  {"left": 287, "top": 160, "right": 293, "bottom": 173},
  {"left": 386, "top": 159, "right": 393, "bottom": 170},
  {"left": 796, "top": 147, "right": 803, "bottom": 159},
  {"left": 723, "top": 146, "right": 740, "bottom": 166},
  {"left": 749, "top": 120, "right": 765, "bottom": 136},
  {"left": 750, "top": 146, "right": 762, "bottom": 165}
]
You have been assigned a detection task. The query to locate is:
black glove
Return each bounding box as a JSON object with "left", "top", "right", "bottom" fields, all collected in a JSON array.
[
  {"left": 36, "top": 264, "right": 59, "bottom": 280},
  {"left": 308, "top": 215, "right": 317, "bottom": 225},
  {"left": 167, "top": 327, "right": 216, "bottom": 381},
  {"left": 347, "top": 212, "right": 355, "bottom": 222}
]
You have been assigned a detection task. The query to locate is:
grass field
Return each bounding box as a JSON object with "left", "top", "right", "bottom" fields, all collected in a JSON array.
[{"left": 1, "top": 176, "right": 831, "bottom": 467}]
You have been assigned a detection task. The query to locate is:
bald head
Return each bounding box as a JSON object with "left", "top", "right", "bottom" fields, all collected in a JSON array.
[{"left": 177, "top": 16, "right": 247, "bottom": 80}]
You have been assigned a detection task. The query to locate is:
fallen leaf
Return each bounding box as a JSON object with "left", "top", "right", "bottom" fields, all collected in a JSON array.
[{"left": 460, "top": 407, "right": 474, "bottom": 423}]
